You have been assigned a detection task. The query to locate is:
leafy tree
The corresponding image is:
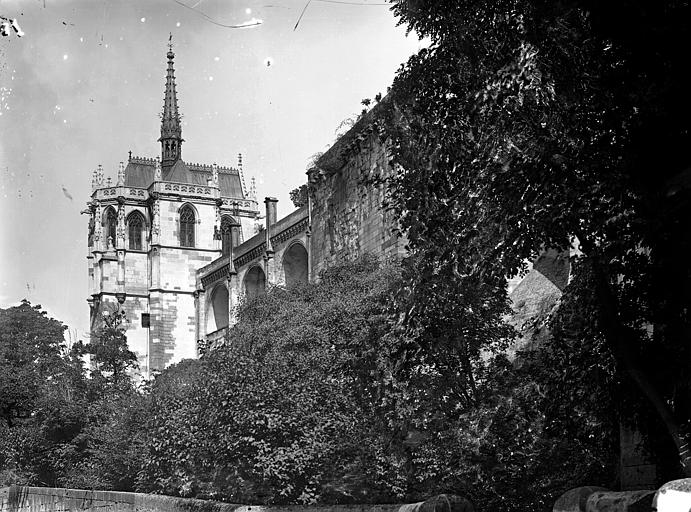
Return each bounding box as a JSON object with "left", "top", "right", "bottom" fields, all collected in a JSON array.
[
  {"left": 84, "top": 306, "right": 138, "bottom": 392},
  {"left": 376, "top": 262, "right": 620, "bottom": 510},
  {"left": 0, "top": 301, "right": 145, "bottom": 490},
  {"left": 0, "top": 301, "right": 88, "bottom": 486},
  {"left": 381, "top": 0, "right": 691, "bottom": 477},
  {"left": 139, "top": 257, "right": 407, "bottom": 503},
  {"left": 61, "top": 390, "right": 149, "bottom": 491},
  {"left": 289, "top": 184, "right": 308, "bottom": 209},
  {"left": 0, "top": 301, "right": 68, "bottom": 427},
  {"left": 59, "top": 306, "right": 145, "bottom": 490}
]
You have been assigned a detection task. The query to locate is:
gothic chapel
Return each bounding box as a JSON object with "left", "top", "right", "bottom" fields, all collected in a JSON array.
[
  {"left": 86, "top": 43, "right": 265, "bottom": 374},
  {"left": 87, "top": 43, "right": 407, "bottom": 377}
]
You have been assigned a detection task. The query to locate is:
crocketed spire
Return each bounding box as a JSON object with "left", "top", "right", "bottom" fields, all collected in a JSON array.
[{"left": 159, "top": 34, "right": 183, "bottom": 166}]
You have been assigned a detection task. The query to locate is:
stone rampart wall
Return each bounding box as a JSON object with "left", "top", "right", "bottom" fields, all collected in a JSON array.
[{"left": 310, "top": 132, "right": 405, "bottom": 280}]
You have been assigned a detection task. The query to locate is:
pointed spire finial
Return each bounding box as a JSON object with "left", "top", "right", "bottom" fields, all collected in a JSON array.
[
  {"left": 160, "top": 38, "right": 183, "bottom": 166},
  {"left": 167, "top": 33, "right": 175, "bottom": 60}
]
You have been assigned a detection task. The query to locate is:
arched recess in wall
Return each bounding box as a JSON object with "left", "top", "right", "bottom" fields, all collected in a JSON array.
[
  {"left": 220, "top": 215, "right": 240, "bottom": 256},
  {"left": 103, "top": 206, "right": 117, "bottom": 249},
  {"left": 126, "top": 210, "right": 146, "bottom": 250},
  {"left": 206, "top": 284, "right": 229, "bottom": 334},
  {"left": 282, "top": 242, "right": 308, "bottom": 288},
  {"left": 178, "top": 203, "right": 198, "bottom": 248},
  {"left": 244, "top": 266, "right": 266, "bottom": 298}
]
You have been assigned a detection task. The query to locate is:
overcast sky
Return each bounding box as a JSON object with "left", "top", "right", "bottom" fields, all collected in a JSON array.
[{"left": 0, "top": 0, "right": 423, "bottom": 337}]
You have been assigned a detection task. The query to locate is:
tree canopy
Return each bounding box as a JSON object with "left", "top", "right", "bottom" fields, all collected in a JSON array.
[
  {"left": 380, "top": 0, "right": 691, "bottom": 476},
  {"left": 139, "top": 257, "right": 404, "bottom": 503},
  {"left": 0, "top": 301, "right": 68, "bottom": 428},
  {"left": 0, "top": 301, "right": 146, "bottom": 488}
]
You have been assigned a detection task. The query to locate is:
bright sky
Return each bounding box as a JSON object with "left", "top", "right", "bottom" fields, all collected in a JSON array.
[{"left": 0, "top": 0, "right": 424, "bottom": 337}]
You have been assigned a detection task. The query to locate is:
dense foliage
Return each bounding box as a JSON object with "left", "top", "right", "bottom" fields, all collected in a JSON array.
[
  {"left": 138, "top": 257, "right": 403, "bottom": 503},
  {"left": 0, "top": 301, "right": 146, "bottom": 488},
  {"left": 136, "top": 257, "right": 614, "bottom": 510},
  {"left": 2, "top": 255, "right": 619, "bottom": 510},
  {"left": 380, "top": 0, "right": 691, "bottom": 477},
  {"left": 289, "top": 184, "right": 308, "bottom": 209}
]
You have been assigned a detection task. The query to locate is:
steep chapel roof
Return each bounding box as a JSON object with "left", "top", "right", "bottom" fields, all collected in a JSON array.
[{"left": 124, "top": 156, "right": 245, "bottom": 199}]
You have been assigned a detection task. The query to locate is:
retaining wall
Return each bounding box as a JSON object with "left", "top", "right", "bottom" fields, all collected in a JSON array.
[{"left": 0, "top": 487, "right": 433, "bottom": 512}]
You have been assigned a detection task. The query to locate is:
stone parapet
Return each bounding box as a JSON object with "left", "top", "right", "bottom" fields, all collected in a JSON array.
[
  {"left": 93, "top": 186, "right": 148, "bottom": 202},
  {"left": 0, "top": 488, "right": 467, "bottom": 512}
]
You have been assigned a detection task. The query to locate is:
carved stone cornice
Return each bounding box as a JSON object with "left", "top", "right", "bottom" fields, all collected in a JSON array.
[
  {"left": 201, "top": 263, "right": 230, "bottom": 289},
  {"left": 270, "top": 218, "right": 309, "bottom": 247},
  {"left": 234, "top": 242, "right": 265, "bottom": 269}
]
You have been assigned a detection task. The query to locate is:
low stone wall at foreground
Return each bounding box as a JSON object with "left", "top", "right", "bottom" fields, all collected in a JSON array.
[{"left": 0, "top": 488, "right": 473, "bottom": 512}]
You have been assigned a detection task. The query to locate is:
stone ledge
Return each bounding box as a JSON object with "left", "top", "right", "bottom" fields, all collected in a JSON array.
[
  {"left": 0, "top": 488, "right": 470, "bottom": 512},
  {"left": 553, "top": 486, "right": 609, "bottom": 512}
]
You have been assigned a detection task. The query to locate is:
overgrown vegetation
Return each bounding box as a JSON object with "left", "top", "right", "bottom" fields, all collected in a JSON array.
[
  {"left": 378, "top": 0, "right": 691, "bottom": 478},
  {"left": 0, "top": 301, "right": 147, "bottom": 489},
  {"left": 1, "top": 257, "right": 618, "bottom": 510}
]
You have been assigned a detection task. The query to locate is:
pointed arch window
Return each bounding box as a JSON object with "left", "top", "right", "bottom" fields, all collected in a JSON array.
[
  {"left": 221, "top": 219, "right": 231, "bottom": 256},
  {"left": 221, "top": 216, "right": 239, "bottom": 256},
  {"left": 105, "top": 208, "right": 117, "bottom": 249},
  {"left": 180, "top": 206, "right": 195, "bottom": 248},
  {"left": 128, "top": 212, "right": 145, "bottom": 250}
]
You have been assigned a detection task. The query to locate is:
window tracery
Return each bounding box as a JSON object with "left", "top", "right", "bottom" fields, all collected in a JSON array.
[
  {"left": 180, "top": 206, "right": 195, "bottom": 247},
  {"left": 128, "top": 212, "right": 144, "bottom": 250}
]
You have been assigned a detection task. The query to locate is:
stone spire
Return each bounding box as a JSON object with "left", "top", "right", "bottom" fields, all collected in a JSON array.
[{"left": 159, "top": 34, "right": 183, "bottom": 167}]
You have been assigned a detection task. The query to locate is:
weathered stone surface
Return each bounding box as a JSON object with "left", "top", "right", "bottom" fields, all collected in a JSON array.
[
  {"left": 0, "top": 487, "right": 457, "bottom": 512},
  {"left": 653, "top": 478, "right": 691, "bottom": 512},
  {"left": 585, "top": 490, "right": 655, "bottom": 512},
  {"left": 553, "top": 486, "right": 609, "bottom": 512},
  {"left": 397, "top": 495, "right": 473, "bottom": 512},
  {"left": 309, "top": 130, "right": 406, "bottom": 282}
]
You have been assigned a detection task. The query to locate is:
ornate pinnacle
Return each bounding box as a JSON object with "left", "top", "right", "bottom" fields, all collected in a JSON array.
[
  {"left": 238, "top": 153, "right": 248, "bottom": 197},
  {"left": 117, "top": 161, "right": 125, "bottom": 186},
  {"left": 154, "top": 157, "right": 162, "bottom": 181},
  {"left": 250, "top": 176, "right": 257, "bottom": 200},
  {"left": 212, "top": 163, "right": 219, "bottom": 187}
]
